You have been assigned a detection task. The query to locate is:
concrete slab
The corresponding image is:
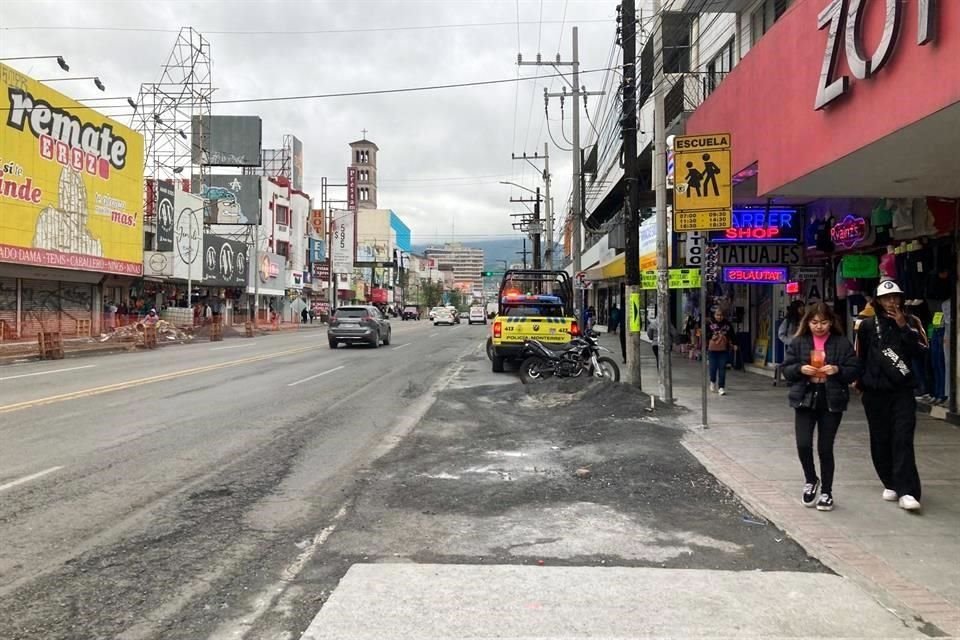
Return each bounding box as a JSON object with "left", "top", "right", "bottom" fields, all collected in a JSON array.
[{"left": 301, "top": 564, "right": 924, "bottom": 639}]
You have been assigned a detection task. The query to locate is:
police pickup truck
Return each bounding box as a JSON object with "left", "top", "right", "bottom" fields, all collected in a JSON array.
[{"left": 489, "top": 269, "right": 579, "bottom": 373}]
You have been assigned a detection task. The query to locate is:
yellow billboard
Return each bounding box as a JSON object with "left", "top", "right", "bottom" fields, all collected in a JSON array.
[{"left": 0, "top": 63, "right": 144, "bottom": 275}]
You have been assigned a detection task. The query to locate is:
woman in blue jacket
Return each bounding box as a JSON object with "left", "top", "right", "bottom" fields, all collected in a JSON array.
[{"left": 781, "top": 303, "right": 861, "bottom": 511}]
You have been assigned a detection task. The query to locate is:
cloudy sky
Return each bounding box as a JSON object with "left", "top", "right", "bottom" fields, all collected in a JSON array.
[{"left": 1, "top": 0, "right": 634, "bottom": 247}]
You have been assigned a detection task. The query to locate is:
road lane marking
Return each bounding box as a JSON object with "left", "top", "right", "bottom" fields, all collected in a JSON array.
[
  {"left": 209, "top": 343, "right": 256, "bottom": 351},
  {"left": 0, "top": 365, "right": 95, "bottom": 382},
  {"left": 0, "top": 466, "right": 64, "bottom": 493},
  {"left": 429, "top": 332, "right": 438, "bottom": 337},
  {"left": 392, "top": 343, "right": 411, "bottom": 350},
  {"left": 0, "top": 345, "right": 322, "bottom": 415},
  {"left": 287, "top": 365, "right": 345, "bottom": 387}
]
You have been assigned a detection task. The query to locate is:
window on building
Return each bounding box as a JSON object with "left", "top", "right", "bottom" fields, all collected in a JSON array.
[
  {"left": 663, "top": 13, "right": 691, "bottom": 74},
  {"left": 751, "top": 0, "right": 790, "bottom": 47},
  {"left": 706, "top": 38, "right": 735, "bottom": 95},
  {"left": 275, "top": 204, "right": 291, "bottom": 226},
  {"left": 276, "top": 240, "right": 290, "bottom": 258}
]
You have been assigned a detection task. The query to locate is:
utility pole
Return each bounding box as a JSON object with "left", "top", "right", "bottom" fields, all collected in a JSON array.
[
  {"left": 519, "top": 27, "right": 602, "bottom": 318},
  {"left": 621, "top": 0, "right": 643, "bottom": 391},
  {"left": 510, "top": 192, "right": 542, "bottom": 269},
  {"left": 510, "top": 148, "right": 551, "bottom": 269},
  {"left": 517, "top": 239, "right": 529, "bottom": 269},
  {"left": 543, "top": 143, "right": 552, "bottom": 269},
  {"left": 652, "top": 0, "right": 673, "bottom": 403}
]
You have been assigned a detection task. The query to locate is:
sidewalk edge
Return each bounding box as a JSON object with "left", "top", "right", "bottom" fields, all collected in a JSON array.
[{"left": 682, "top": 433, "right": 960, "bottom": 638}]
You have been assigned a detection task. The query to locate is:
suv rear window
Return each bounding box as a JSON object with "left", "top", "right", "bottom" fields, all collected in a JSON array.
[
  {"left": 503, "top": 304, "right": 565, "bottom": 317},
  {"left": 335, "top": 308, "right": 369, "bottom": 318}
]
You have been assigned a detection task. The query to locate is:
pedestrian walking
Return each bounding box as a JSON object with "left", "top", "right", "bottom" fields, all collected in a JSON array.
[
  {"left": 856, "top": 280, "right": 929, "bottom": 512},
  {"left": 647, "top": 317, "right": 679, "bottom": 370},
  {"left": 706, "top": 308, "right": 734, "bottom": 396},
  {"left": 782, "top": 303, "right": 860, "bottom": 511},
  {"left": 778, "top": 300, "right": 805, "bottom": 348},
  {"left": 609, "top": 304, "right": 620, "bottom": 335}
]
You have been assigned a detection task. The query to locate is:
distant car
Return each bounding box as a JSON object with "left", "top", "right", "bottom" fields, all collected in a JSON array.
[
  {"left": 433, "top": 309, "right": 456, "bottom": 326},
  {"left": 402, "top": 306, "right": 420, "bottom": 321},
  {"left": 468, "top": 306, "right": 487, "bottom": 325},
  {"left": 429, "top": 306, "right": 445, "bottom": 321},
  {"left": 446, "top": 306, "right": 462, "bottom": 324},
  {"left": 328, "top": 305, "right": 392, "bottom": 348}
]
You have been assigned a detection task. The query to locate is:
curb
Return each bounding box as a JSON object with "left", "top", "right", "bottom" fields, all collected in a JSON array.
[{"left": 682, "top": 433, "right": 960, "bottom": 638}]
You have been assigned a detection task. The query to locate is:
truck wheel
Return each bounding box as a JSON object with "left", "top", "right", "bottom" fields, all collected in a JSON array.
[
  {"left": 485, "top": 337, "right": 494, "bottom": 361},
  {"left": 492, "top": 354, "right": 505, "bottom": 373}
]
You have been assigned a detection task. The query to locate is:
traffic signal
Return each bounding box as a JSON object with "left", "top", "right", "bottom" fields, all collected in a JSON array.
[{"left": 483, "top": 271, "right": 496, "bottom": 277}]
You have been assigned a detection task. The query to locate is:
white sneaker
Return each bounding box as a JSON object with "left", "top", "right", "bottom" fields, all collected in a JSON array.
[
  {"left": 718, "top": 388, "right": 726, "bottom": 396},
  {"left": 882, "top": 489, "right": 898, "bottom": 502},
  {"left": 898, "top": 495, "right": 922, "bottom": 511},
  {"left": 709, "top": 382, "right": 716, "bottom": 393}
]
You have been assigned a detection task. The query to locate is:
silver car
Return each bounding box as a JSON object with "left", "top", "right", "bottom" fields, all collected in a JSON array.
[{"left": 328, "top": 305, "right": 392, "bottom": 348}]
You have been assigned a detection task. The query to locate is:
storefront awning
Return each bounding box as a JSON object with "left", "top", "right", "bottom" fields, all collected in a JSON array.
[{"left": 585, "top": 253, "right": 626, "bottom": 281}]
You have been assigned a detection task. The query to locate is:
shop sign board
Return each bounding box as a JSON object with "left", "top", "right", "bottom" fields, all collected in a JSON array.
[
  {"left": 156, "top": 181, "right": 175, "bottom": 251},
  {"left": 192, "top": 174, "right": 260, "bottom": 225},
  {"left": 313, "top": 261, "right": 330, "bottom": 282},
  {"left": 709, "top": 208, "right": 803, "bottom": 244},
  {"left": 722, "top": 266, "right": 788, "bottom": 284},
  {"left": 347, "top": 166, "right": 358, "bottom": 211},
  {"left": 191, "top": 115, "right": 262, "bottom": 167},
  {"left": 251, "top": 252, "right": 286, "bottom": 295},
  {"left": 310, "top": 208, "right": 325, "bottom": 234},
  {"left": 640, "top": 268, "right": 701, "bottom": 290},
  {"left": 718, "top": 244, "right": 803, "bottom": 266},
  {"left": 672, "top": 133, "right": 731, "bottom": 231},
  {"left": 330, "top": 210, "right": 355, "bottom": 274},
  {"left": 791, "top": 266, "right": 824, "bottom": 280},
  {"left": 840, "top": 254, "right": 879, "bottom": 279},
  {"left": 202, "top": 235, "right": 249, "bottom": 287},
  {"left": 815, "top": 0, "right": 938, "bottom": 110},
  {"left": 684, "top": 231, "right": 705, "bottom": 267},
  {"left": 0, "top": 63, "right": 145, "bottom": 276},
  {"left": 830, "top": 214, "right": 869, "bottom": 248}
]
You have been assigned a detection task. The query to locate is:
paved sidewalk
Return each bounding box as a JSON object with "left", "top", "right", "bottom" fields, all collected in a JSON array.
[{"left": 600, "top": 332, "right": 960, "bottom": 637}]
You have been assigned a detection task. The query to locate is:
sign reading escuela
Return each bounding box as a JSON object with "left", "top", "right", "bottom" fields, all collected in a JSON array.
[{"left": 672, "top": 133, "right": 732, "bottom": 232}]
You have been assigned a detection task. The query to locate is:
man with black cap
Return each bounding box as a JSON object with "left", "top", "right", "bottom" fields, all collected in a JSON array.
[{"left": 856, "top": 280, "right": 929, "bottom": 512}]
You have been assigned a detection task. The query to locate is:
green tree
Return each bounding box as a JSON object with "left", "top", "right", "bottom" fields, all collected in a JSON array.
[{"left": 421, "top": 279, "right": 444, "bottom": 308}]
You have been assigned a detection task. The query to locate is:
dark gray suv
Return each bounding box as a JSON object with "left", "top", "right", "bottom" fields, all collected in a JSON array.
[{"left": 328, "top": 306, "right": 392, "bottom": 348}]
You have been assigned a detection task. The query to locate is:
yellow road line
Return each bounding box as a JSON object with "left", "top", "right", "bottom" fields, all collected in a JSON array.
[{"left": 0, "top": 345, "right": 320, "bottom": 415}]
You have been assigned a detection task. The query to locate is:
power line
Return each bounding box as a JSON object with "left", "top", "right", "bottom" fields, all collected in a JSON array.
[
  {"left": 6, "top": 67, "right": 618, "bottom": 114},
  {"left": 0, "top": 18, "right": 613, "bottom": 36}
]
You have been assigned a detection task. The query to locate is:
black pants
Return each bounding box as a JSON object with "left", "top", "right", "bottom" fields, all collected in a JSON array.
[
  {"left": 652, "top": 345, "right": 659, "bottom": 369},
  {"left": 862, "top": 390, "right": 922, "bottom": 500},
  {"left": 795, "top": 400, "right": 843, "bottom": 494}
]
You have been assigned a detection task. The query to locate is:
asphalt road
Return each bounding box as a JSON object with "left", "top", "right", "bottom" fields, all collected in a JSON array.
[{"left": 0, "top": 319, "right": 485, "bottom": 640}]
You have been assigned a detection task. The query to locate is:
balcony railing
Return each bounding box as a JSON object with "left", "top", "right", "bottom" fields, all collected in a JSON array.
[{"left": 664, "top": 71, "right": 728, "bottom": 126}]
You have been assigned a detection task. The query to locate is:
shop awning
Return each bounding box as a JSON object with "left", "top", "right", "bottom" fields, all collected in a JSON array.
[{"left": 585, "top": 253, "right": 625, "bottom": 281}]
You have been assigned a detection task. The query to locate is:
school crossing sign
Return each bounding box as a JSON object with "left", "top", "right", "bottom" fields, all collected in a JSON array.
[{"left": 672, "top": 133, "right": 732, "bottom": 232}]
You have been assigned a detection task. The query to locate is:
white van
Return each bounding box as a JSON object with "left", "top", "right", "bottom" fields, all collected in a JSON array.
[{"left": 468, "top": 306, "right": 487, "bottom": 325}]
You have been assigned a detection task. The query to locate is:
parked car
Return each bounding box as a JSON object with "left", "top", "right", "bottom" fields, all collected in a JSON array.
[
  {"left": 328, "top": 305, "right": 392, "bottom": 348},
  {"left": 402, "top": 306, "right": 420, "bottom": 321},
  {"left": 468, "top": 306, "right": 487, "bottom": 325},
  {"left": 433, "top": 308, "right": 456, "bottom": 326}
]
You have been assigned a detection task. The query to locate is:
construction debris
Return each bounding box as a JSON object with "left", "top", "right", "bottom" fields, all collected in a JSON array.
[{"left": 99, "top": 320, "right": 193, "bottom": 346}]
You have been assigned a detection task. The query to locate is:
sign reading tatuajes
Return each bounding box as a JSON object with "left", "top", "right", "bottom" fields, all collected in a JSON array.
[
  {"left": 156, "top": 181, "right": 175, "bottom": 251},
  {"left": 202, "top": 235, "right": 249, "bottom": 287},
  {"left": 673, "top": 133, "right": 732, "bottom": 231},
  {"left": 717, "top": 244, "right": 804, "bottom": 266}
]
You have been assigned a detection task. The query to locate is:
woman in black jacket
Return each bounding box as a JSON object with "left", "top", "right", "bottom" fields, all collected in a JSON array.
[
  {"left": 782, "top": 303, "right": 860, "bottom": 511},
  {"left": 855, "top": 280, "right": 928, "bottom": 512}
]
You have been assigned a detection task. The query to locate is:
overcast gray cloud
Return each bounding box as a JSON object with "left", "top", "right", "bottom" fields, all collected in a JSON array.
[{"left": 1, "top": 0, "right": 622, "bottom": 246}]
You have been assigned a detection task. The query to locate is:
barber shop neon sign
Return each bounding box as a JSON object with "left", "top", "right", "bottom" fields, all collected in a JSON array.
[
  {"left": 830, "top": 214, "right": 868, "bottom": 249},
  {"left": 709, "top": 208, "right": 802, "bottom": 244}
]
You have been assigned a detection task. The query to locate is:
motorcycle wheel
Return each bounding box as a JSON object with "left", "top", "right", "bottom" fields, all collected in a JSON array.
[
  {"left": 519, "top": 356, "right": 552, "bottom": 384},
  {"left": 595, "top": 356, "right": 621, "bottom": 382}
]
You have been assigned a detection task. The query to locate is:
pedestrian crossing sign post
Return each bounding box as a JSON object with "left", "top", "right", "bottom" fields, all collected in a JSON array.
[{"left": 673, "top": 133, "right": 732, "bottom": 231}]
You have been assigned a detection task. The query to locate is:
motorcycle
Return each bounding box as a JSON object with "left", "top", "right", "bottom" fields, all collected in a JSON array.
[{"left": 518, "top": 331, "right": 620, "bottom": 384}]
